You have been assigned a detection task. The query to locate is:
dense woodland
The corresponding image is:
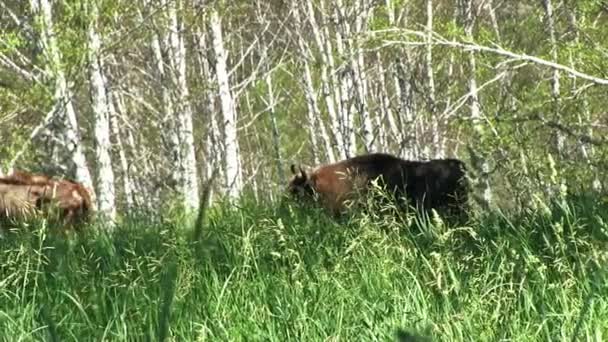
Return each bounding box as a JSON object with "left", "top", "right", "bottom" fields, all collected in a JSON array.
[{"left": 1, "top": 0, "right": 608, "bottom": 218}]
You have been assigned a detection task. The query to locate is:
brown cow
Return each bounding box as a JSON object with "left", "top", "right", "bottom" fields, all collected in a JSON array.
[
  {"left": 287, "top": 153, "right": 468, "bottom": 217},
  {"left": 0, "top": 171, "right": 94, "bottom": 228},
  {"left": 7, "top": 170, "right": 53, "bottom": 184}
]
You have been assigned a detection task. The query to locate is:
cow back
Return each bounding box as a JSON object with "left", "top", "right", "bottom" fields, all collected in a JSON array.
[
  {"left": 0, "top": 171, "right": 93, "bottom": 227},
  {"left": 288, "top": 153, "right": 469, "bottom": 217}
]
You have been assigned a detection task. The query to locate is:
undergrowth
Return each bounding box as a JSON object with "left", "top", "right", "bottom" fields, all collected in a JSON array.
[{"left": 0, "top": 193, "right": 607, "bottom": 341}]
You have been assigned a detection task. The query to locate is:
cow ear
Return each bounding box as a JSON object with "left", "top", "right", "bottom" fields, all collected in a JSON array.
[{"left": 290, "top": 164, "right": 297, "bottom": 175}]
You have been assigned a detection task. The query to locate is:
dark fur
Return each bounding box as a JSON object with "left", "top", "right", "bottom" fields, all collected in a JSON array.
[{"left": 288, "top": 153, "right": 468, "bottom": 217}]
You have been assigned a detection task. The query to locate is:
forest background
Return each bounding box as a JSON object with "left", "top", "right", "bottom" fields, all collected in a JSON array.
[
  {"left": 1, "top": 0, "right": 607, "bottom": 216},
  {"left": 1, "top": 0, "right": 608, "bottom": 340}
]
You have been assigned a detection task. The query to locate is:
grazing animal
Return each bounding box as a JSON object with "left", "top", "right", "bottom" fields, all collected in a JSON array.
[
  {"left": 0, "top": 171, "right": 94, "bottom": 228},
  {"left": 287, "top": 153, "right": 468, "bottom": 217},
  {"left": 6, "top": 170, "right": 54, "bottom": 184}
]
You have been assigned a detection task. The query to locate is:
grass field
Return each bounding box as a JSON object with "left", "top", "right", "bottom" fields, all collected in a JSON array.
[{"left": 1, "top": 194, "right": 607, "bottom": 341}]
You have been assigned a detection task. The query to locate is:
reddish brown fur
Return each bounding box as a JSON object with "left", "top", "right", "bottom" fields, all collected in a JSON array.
[
  {"left": 0, "top": 171, "right": 94, "bottom": 228},
  {"left": 288, "top": 153, "right": 468, "bottom": 217},
  {"left": 6, "top": 170, "right": 52, "bottom": 184}
]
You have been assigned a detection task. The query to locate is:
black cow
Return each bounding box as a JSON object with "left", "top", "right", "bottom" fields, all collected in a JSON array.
[{"left": 288, "top": 153, "right": 468, "bottom": 217}]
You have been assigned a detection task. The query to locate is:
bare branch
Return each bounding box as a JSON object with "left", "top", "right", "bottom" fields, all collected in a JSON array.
[
  {"left": 0, "top": 53, "right": 38, "bottom": 82},
  {"left": 371, "top": 28, "right": 608, "bottom": 86},
  {"left": 8, "top": 102, "right": 61, "bottom": 169}
]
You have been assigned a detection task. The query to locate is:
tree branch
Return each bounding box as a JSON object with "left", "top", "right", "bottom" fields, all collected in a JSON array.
[{"left": 371, "top": 28, "right": 608, "bottom": 86}]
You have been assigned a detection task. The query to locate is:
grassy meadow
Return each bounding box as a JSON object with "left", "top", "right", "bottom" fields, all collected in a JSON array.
[{"left": 1, "top": 193, "right": 607, "bottom": 341}]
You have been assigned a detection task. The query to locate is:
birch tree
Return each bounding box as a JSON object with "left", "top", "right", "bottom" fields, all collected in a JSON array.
[
  {"left": 142, "top": 0, "right": 179, "bottom": 184},
  {"left": 166, "top": 0, "right": 199, "bottom": 209},
  {"left": 542, "top": 0, "right": 565, "bottom": 157},
  {"left": 194, "top": 27, "right": 223, "bottom": 202},
  {"left": 141, "top": 0, "right": 200, "bottom": 209},
  {"left": 293, "top": 2, "right": 333, "bottom": 163},
  {"left": 87, "top": 0, "right": 116, "bottom": 221},
  {"left": 564, "top": 3, "right": 601, "bottom": 191},
  {"left": 425, "top": 0, "right": 443, "bottom": 158},
  {"left": 332, "top": 1, "right": 357, "bottom": 158},
  {"left": 109, "top": 91, "right": 135, "bottom": 210},
  {"left": 461, "top": 0, "right": 492, "bottom": 208},
  {"left": 385, "top": 0, "right": 415, "bottom": 159},
  {"left": 304, "top": 0, "right": 346, "bottom": 160},
  {"left": 265, "top": 71, "right": 284, "bottom": 184},
  {"left": 210, "top": 8, "right": 242, "bottom": 199},
  {"left": 339, "top": 0, "right": 374, "bottom": 153},
  {"left": 29, "top": 0, "right": 94, "bottom": 190}
]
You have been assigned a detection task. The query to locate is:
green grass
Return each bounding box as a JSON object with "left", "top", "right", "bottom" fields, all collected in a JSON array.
[{"left": 1, "top": 194, "right": 607, "bottom": 341}]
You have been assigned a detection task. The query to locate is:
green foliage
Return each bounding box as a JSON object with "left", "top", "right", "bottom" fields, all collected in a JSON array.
[
  {"left": 440, "top": 19, "right": 464, "bottom": 40},
  {"left": 0, "top": 31, "right": 26, "bottom": 52},
  {"left": 1, "top": 195, "right": 607, "bottom": 340}
]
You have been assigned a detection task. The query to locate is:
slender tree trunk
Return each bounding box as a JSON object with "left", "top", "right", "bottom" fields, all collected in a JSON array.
[
  {"left": 351, "top": 0, "right": 374, "bottom": 153},
  {"left": 425, "top": 0, "right": 436, "bottom": 116},
  {"left": 565, "top": 5, "right": 601, "bottom": 191},
  {"left": 304, "top": 0, "right": 346, "bottom": 160},
  {"left": 167, "top": 0, "right": 199, "bottom": 209},
  {"left": 394, "top": 59, "right": 417, "bottom": 159},
  {"left": 210, "top": 9, "right": 242, "bottom": 199},
  {"left": 332, "top": 0, "right": 357, "bottom": 157},
  {"left": 87, "top": 0, "right": 116, "bottom": 222},
  {"left": 484, "top": 0, "right": 513, "bottom": 113},
  {"left": 425, "top": 0, "right": 443, "bottom": 158},
  {"left": 338, "top": 67, "right": 357, "bottom": 157},
  {"left": 376, "top": 53, "right": 398, "bottom": 148},
  {"left": 108, "top": 89, "right": 134, "bottom": 210},
  {"left": 542, "top": 0, "right": 567, "bottom": 199},
  {"left": 300, "top": 58, "right": 323, "bottom": 164},
  {"left": 143, "top": 0, "right": 179, "bottom": 189},
  {"left": 29, "top": 0, "right": 94, "bottom": 191},
  {"left": 194, "top": 27, "right": 222, "bottom": 202},
  {"left": 386, "top": 0, "right": 415, "bottom": 159},
  {"left": 543, "top": 0, "right": 565, "bottom": 156},
  {"left": 294, "top": 2, "right": 327, "bottom": 163},
  {"left": 462, "top": 0, "right": 492, "bottom": 209},
  {"left": 266, "top": 72, "right": 284, "bottom": 184},
  {"left": 121, "top": 119, "right": 147, "bottom": 209}
]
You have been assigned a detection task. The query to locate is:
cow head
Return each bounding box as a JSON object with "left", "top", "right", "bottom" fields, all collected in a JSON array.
[{"left": 287, "top": 164, "right": 314, "bottom": 198}]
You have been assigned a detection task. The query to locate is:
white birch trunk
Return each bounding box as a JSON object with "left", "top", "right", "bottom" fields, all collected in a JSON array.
[
  {"left": 30, "top": 0, "right": 94, "bottom": 191},
  {"left": 351, "top": 0, "right": 374, "bottom": 153},
  {"left": 565, "top": 7, "right": 600, "bottom": 191},
  {"left": 142, "top": 0, "right": 179, "bottom": 183},
  {"left": 210, "top": 9, "right": 242, "bottom": 199},
  {"left": 394, "top": 60, "right": 417, "bottom": 159},
  {"left": 167, "top": 1, "right": 200, "bottom": 209},
  {"left": 332, "top": 0, "right": 356, "bottom": 157},
  {"left": 304, "top": 0, "right": 346, "bottom": 160},
  {"left": 463, "top": 0, "right": 492, "bottom": 208},
  {"left": 108, "top": 90, "right": 134, "bottom": 210},
  {"left": 87, "top": 1, "right": 116, "bottom": 222},
  {"left": 302, "top": 61, "right": 322, "bottom": 164},
  {"left": 425, "top": 0, "right": 443, "bottom": 158},
  {"left": 338, "top": 68, "right": 357, "bottom": 157},
  {"left": 266, "top": 73, "right": 285, "bottom": 184},
  {"left": 293, "top": 3, "right": 329, "bottom": 163},
  {"left": 386, "top": 0, "right": 415, "bottom": 159},
  {"left": 425, "top": 0, "right": 436, "bottom": 110},
  {"left": 194, "top": 28, "right": 222, "bottom": 202},
  {"left": 543, "top": 0, "right": 565, "bottom": 156},
  {"left": 376, "top": 56, "right": 396, "bottom": 148},
  {"left": 122, "top": 122, "right": 147, "bottom": 209}
]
